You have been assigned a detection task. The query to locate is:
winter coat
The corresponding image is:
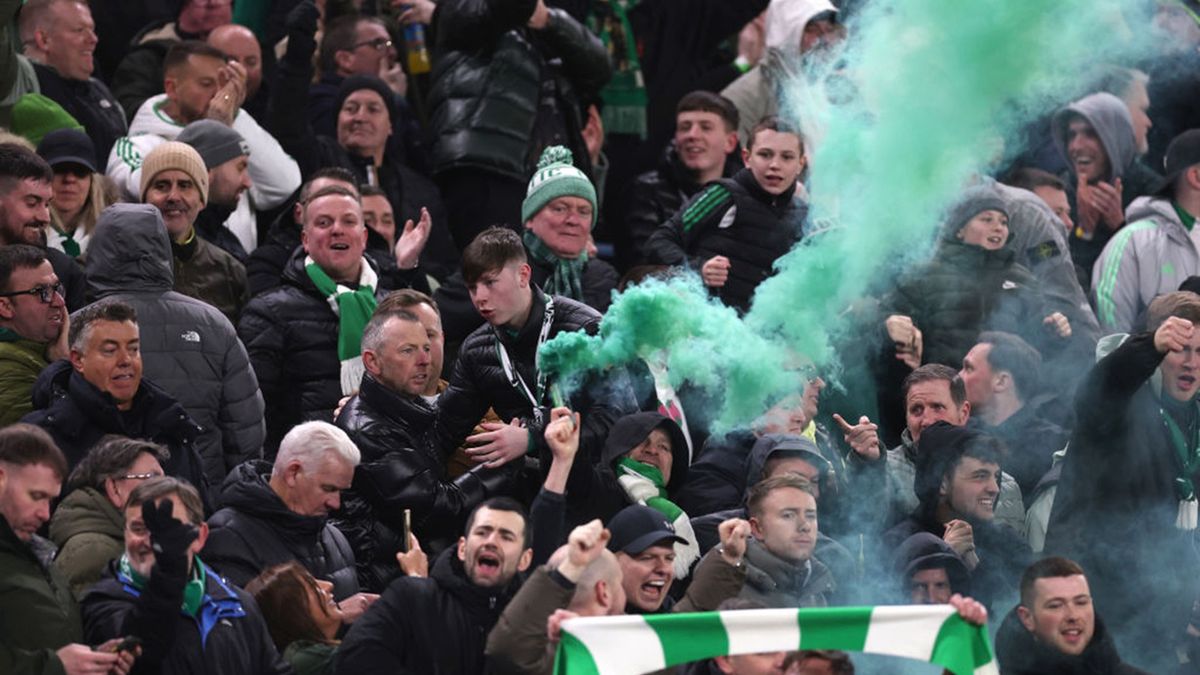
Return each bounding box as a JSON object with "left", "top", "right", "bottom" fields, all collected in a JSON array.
[
  {"left": 1092, "top": 196, "right": 1200, "bottom": 333},
  {"left": 738, "top": 538, "right": 834, "bottom": 609},
  {"left": 672, "top": 430, "right": 758, "bottom": 518},
  {"left": 883, "top": 515, "right": 1030, "bottom": 612},
  {"left": 887, "top": 531, "right": 970, "bottom": 603},
  {"left": 47, "top": 247, "right": 86, "bottom": 312},
  {"left": 1044, "top": 332, "right": 1200, "bottom": 659},
  {"left": 204, "top": 461, "right": 359, "bottom": 600},
  {"left": 436, "top": 288, "right": 639, "bottom": 463},
  {"left": 106, "top": 93, "right": 302, "bottom": 255},
  {"left": 994, "top": 606, "right": 1148, "bottom": 675},
  {"left": 85, "top": 203, "right": 265, "bottom": 488},
  {"left": 1051, "top": 92, "right": 1163, "bottom": 281},
  {"left": 333, "top": 547, "right": 524, "bottom": 675},
  {"left": 645, "top": 167, "right": 807, "bottom": 314},
  {"left": 486, "top": 549, "right": 746, "bottom": 675},
  {"left": 238, "top": 249, "right": 386, "bottom": 455},
  {"left": 22, "top": 360, "right": 207, "bottom": 502},
  {"left": 334, "top": 372, "right": 516, "bottom": 591},
  {"left": 82, "top": 559, "right": 292, "bottom": 675},
  {"left": 623, "top": 142, "right": 742, "bottom": 266},
  {"left": 428, "top": 0, "right": 610, "bottom": 182},
  {"left": 884, "top": 239, "right": 1050, "bottom": 369},
  {"left": 110, "top": 20, "right": 178, "bottom": 123},
  {"left": 0, "top": 332, "right": 47, "bottom": 426},
  {"left": 170, "top": 233, "right": 250, "bottom": 324},
  {"left": 970, "top": 405, "right": 1070, "bottom": 499},
  {"left": 0, "top": 518, "right": 81, "bottom": 675},
  {"left": 32, "top": 62, "right": 126, "bottom": 161},
  {"left": 47, "top": 487, "right": 125, "bottom": 600}
]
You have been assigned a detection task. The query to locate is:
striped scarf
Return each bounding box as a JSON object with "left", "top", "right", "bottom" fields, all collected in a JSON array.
[
  {"left": 304, "top": 256, "right": 378, "bottom": 394},
  {"left": 554, "top": 606, "right": 997, "bottom": 675},
  {"left": 524, "top": 229, "right": 586, "bottom": 301}
]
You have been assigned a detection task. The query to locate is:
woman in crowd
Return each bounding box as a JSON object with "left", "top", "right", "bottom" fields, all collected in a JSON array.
[
  {"left": 35, "top": 128, "right": 116, "bottom": 259},
  {"left": 247, "top": 561, "right": 345, "bottom": 675}
]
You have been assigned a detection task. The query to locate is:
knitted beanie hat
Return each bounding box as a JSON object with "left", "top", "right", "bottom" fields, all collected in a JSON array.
[
  {"left": 140, "top": 141, "right": 209, "bottom": 206},
  {"left": 11, "top": 94, "right": 84, "bottom": 146},
  {"left": 521, "top": 146, "right": 597, "bottom": 226},
  {"left": 176, "top": 119, "right": 250, "bottom": 169},
  {"left": 942, "top": 185, "right": 1009, "bottom": 240},
  {"left": 334, "top": 75, "right": 396, "bottom": 123}
]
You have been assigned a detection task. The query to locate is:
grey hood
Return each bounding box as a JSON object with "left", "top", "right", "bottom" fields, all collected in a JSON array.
[
  {"left": 86, "top": 203, "right": 174, "bottom": 297},
  {"left": 1052, "top": 92, "right": 1136, "bottom": 182}
]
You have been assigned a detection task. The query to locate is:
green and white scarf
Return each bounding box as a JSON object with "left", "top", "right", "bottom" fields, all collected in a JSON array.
[
  {"left": 588, "top": 0, "right": 648, "bottom": 138},
  {"left": 119, "top": 553, "right": 208, "bottom": 617},
  {"left": 554, "top": 605, "right": 998, "bottom": 675},
  {"left": 616, "top": 457, "right": 700, "bottom": 579},
  {"left": 305, "top": 256, "right": 378, "bottom": 394},
  {"left": 524, "top": 229, "right": 586, "bottom": 302}
]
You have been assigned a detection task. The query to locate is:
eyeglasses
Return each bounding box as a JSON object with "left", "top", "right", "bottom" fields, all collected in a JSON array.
[
  {"left": 119, "top": 472, "right": 163, "bottom": 481},
  {"left": 354, "top": 38, "right": 393, "bottom": 52},
  {"left": 0, "top": 282, "right": 65, "bottom": 303}
]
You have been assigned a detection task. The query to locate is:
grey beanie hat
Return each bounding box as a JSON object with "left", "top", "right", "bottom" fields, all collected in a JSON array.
[
  {"left": 176, "top": 119, "right": 250, "bottom": 169},
  {"left": 942, "top": 185, "right": 1009, "bottom": 240}
]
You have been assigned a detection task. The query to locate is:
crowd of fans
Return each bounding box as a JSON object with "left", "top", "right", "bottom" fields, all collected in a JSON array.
[{"left": 1, "top": 0, "right": 1200, "bottom": 673}]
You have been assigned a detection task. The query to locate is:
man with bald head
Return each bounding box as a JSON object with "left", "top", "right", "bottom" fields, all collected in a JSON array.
[{"left": 207, "top": 23, "right": 267, "bottom": 120}]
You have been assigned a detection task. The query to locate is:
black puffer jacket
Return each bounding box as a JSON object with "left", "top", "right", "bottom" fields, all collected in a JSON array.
[
  {"left": 885, "top": 240, "right": 1049, "bottom": 368},
  {"left": 22, "top": 360, "right": 207, "bottom": 502},
  {"left": 334, "top": 373, "right": 516, "bottom": 591},
  {"left": 203, "top": 461, "right": 359, "bottom": 600},
  {"left": 86, "top": 203, "right": 265, "bottom": 488},
  {"left": 645, "top": 168, "right": 806, "bottom": 314},
  {"left": 623, "top": 142, "right": 743, "bottom": 266},
  {"left": 32, "top": 63, "right": 126, "bottom": 161},
  {"left": 428, "top": 0, "right": 611, "bottom": 181},
  {"left": 334, "top": 548, "right": 523, "bottom": 675},
  {"left": 994, "top": 606, "right": 1148, "bottom": 675},
  {"left": 238, "top": 248, "right": 386, "bottom": 456},
  {"left": 435, "top": 289, "right": 639, "bottom": 463}
]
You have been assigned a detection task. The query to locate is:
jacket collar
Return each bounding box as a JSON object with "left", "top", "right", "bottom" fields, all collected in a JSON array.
[
  {"left": 357, "top": 372, "right": 437, "bottom": 427},
  {"left": 733, "top": 167, "right": 798, "bottom": 211},
  {"left": 430, "top": 547, "right": 522, "bottom": 619}
]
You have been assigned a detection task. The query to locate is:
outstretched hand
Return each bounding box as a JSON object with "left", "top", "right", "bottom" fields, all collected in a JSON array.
[
  {"left": 394, "top": 207, "right": 432, "bottom": 270},
  {"left": 832, "top": 413, "right": 880, "bottom": 461}
]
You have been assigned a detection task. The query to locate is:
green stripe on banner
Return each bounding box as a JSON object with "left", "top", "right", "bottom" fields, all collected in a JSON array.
[
  {"left": 798, "top": 606, "right": 873, "bottom": 652},
  {"left": 646, "top": 610, "right": 729, "bottom": 666},
  {"left": 554, "top": 629, "right": 600, "bottom": 675},
  {"left": 930, "top": 613, "right": 995, "bottom": 675}
]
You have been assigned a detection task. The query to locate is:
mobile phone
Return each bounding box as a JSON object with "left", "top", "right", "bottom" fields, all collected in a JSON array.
[
  {"left": 111, "top": 636, "right": 142, "bottom": 653},
  {"left": 399, "top": 508, "right": 411, "bottom": 552}
]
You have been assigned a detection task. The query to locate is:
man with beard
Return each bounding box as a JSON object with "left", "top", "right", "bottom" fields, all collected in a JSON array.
[
  {"left": 0, "top": 245, "right": 68, "bottom": 425},
  {"left": 0, "top": 144, "right": 85, "bottom": 309},
  {"left": 333, "top": 498, "right": 534, "bottom": 674}
]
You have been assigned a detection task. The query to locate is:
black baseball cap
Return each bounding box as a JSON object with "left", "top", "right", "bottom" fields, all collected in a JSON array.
[
  {"left": 607, "top": 505, "right": 688, "bottom": 555},
  {"left": 36, "top": 128, "right": 97, "bottom": 174},
  {"left": 1153, "top": 129, "right": 1200, "bottom": 197}
]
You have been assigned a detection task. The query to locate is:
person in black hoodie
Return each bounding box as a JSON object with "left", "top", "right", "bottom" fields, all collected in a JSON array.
[
  {"left": 22, "top": 301, "right": 207, "bottom": 505},
  {"left": 620, "top": 90, "right": 743, "bottom": 268},
  {"left": 995, "top": 556, "right": 1148, "bottom": 675},
  {"left": 645, "top": 116, "right": 807, "bottom": 314},
  {"left": 333, "top": 497, "right": 533, "bottom": 675},
  {"left": 203, "top": 421, "right": 363, "bottom": 604}
]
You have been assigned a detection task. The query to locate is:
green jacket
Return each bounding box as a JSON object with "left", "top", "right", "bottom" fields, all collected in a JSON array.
[
  {"left": 284, "top": 641, "right": 336, "bottom": 675},
  {"left": 47, "top": 487, "right": 125, "bottom": 600},
  {"left": 0, "top": 333, "right": 48, "bottom": 426},
  {"left": 0, "top": 517, "right": 79, "bottom": 675}
]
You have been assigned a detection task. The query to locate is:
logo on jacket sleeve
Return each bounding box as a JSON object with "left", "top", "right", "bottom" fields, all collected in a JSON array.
[{"left": 181, "top": 330, "right": 201, "bottom": 343}]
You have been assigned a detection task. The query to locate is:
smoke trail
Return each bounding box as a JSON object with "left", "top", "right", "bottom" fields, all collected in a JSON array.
[{"left": 541, "top": 0, "right": 1151, "bottom": 431}]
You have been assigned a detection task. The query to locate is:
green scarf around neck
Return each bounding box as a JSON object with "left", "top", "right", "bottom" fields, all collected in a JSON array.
[
  {"left": 523, "top": 229, "right": 587, "bottom": 301},
  {"left": 305, "top": 256, "right": 378, "bottom": 394},
  {"left": 588, "top": 0, "right": 647, "bottom": 138},
  {"left": 120, "top": 553, "right": 207, "bottom": 617},
  {"left": 616, "top": 457, "right": 682, "bottom": 521}
]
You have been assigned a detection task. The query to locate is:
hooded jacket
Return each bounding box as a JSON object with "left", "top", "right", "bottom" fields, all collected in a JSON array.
[
  {"left": 888, "top": 532, "right": 970, "bottom": 603},
  {"left": 333, "top": 547, "right": 524, "bottom": 675},
  {"left": 994, "top": 606, "right": 1149, "bottom": 675},
  {"left": 238, "top": 248, "right": 386, "bottom": 456},
  {"left": 1092, "top": 195, "right": 1200, "bottom": 333},
  {"left": 334, "top": 373, "right": 516, "bottom": 592},
  {"left": 203, "top": 460, "right": 359, "bottom": 600},
  {"left": 22, "top": 360, "right": 207, "bottom": 501},
  {"left": 645, "top": 167, "right": 807, "bottom": 314},
  {"left": 0, "top": 517, "right": 81, "bottom": 675},
  {"left": 1044, "top": 331, "right": 1200, "bottom": 662},
  {"left": 47, "top": 486, "right": 125, "bottom": 600},
  {"left": 0, "top": 333, "right": 48, "bottom": 426},
  {"left": 1052, "top": 92, "right": 1164, "bottom": 281},
  {"left": 85, "top": 203, "right": 265, "bottom": 488},
  {"left": 738, "top": 538, "right": 834, "bottom": 609}
]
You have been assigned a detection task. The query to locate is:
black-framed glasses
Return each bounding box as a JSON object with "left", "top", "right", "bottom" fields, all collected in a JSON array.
[
  {"left": 0, "top": 282, "right": 64, "bottom": 303},
  {"left": 354, "top": 38, "right": 393, "bottom": 51},
  {"left": 119, "top": 472, "right": 163, "bottom": 481}
]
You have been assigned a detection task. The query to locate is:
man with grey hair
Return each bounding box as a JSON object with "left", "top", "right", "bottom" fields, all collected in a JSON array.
[
  {"left": 21, "top": 300, "right": 207, "bottom": 502},
  {"left": 336, "top": 309, "right": 515, "bottom": 591},
  {"left": 203, "top": 421, "right": 377, "bottom": 617}
]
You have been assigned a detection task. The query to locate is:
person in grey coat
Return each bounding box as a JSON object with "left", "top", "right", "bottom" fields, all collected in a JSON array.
[{"left": 82, "top": 203, "right": 264, "bottom": 487}]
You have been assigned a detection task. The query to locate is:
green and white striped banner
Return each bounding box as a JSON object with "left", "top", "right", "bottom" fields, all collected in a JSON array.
[{"left": 553, "top": 606, "right": 998, "bottom": 675}]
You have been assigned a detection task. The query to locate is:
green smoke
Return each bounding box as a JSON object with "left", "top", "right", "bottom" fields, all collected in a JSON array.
[{"left": 541, "top": 0, "right": 1150, "bottom": 430}]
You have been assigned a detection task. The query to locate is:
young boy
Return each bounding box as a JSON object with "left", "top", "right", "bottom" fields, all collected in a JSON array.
[{"left": 645, "top": 116, "right": 809, "bottom": 313}]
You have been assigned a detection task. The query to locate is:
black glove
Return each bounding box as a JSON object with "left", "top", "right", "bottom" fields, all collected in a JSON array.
[
  {"left": 285, "top": 0, "right": 321, "bottom": 37},
  {"left": 141, "top": 499, "right": 199, "bottom": 575}
]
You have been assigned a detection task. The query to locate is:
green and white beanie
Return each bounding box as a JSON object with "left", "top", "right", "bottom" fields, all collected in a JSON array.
[{"left": 521, "top": 146, "right": 597, "bottom": 226}]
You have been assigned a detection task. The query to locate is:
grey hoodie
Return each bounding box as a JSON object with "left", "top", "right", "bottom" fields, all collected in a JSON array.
[
  {"left": 84, "top": 203, "right": 265, "bottom": 486},
  {"left": 1051, "top": 92, "right": 1136, "bottom": 183}
]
